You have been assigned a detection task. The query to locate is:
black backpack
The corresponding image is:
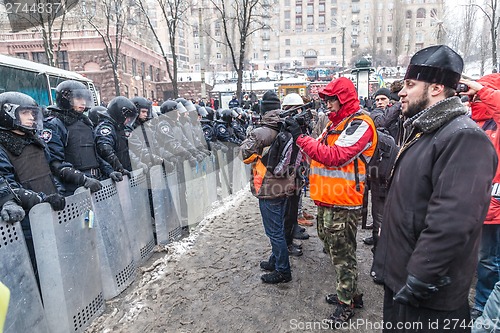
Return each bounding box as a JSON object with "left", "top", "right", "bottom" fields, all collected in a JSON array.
[
  {"left": 261, "top": 130, "right": 302, "bottom": 178},
  {"left": 364, "top": 127, "right": 398, "bottom": 186}
]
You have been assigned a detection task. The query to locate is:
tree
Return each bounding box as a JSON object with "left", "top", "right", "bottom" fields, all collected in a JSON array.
[
  {"left": 2, "top": 0, "right": 74, "bottom": 67},
  {"left": 87, "top": 0, "right": 129, "bottom": 96},
  {"left": 391, "top": 0, "right": 406, "bottom": 67},
  {"left": 136, "top": 0, "right": 191, "bottom": 98},
  {"left": 473, "top": 0, "right": 500, "bottom": 71},
  {"left": 210, "top": 0, "right": 266, "bottom": 100}
]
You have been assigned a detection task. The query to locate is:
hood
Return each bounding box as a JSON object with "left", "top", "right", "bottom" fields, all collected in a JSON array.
[
  {"left": 471, "top": 73, "right": 500, "bottom": 121},
  {"left": 319, "top": 77, "right": 360, "bottom": 126},
  {"left": 260, "top": 109, "right": 281, "bottom": 131}
]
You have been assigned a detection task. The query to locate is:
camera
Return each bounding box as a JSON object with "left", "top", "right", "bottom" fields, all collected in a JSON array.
[
  {"left": 280, "top": 106, "right": 313, "bottom": 134},
  {"left": 456, "top": 83, "right": 469, "bottom": 93}
]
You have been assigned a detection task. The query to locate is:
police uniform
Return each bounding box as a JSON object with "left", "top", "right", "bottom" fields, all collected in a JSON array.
[{"left": 95, "top": 119, "right": 132, "bottom": 172}]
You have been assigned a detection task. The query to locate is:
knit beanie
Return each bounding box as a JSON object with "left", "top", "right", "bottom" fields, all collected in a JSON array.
[
  {"left": 374, "top": 88, "right": 391, "bottom": 99},
  {"left": 260, "top": 90, "right": 280, "bottom": 114}
]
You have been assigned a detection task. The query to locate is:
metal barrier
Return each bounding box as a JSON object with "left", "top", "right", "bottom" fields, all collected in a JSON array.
[
  {"left": 29, "top": 190, "right": 103, "bottom": 333},
  {"left": 117, "top": 170, "right": 155, "bottom": 265},
  {"left": 204, "top": 154, "right": 218, "bottom": 213},
  {"left": 89, "top": 179, "right": 136, "bottom": 300},
  {"left": 150, "top": 165, "right": 182, "bottom": 244},
  {"left": 184, "top": 160, "right": 207, "bottom": 227}
]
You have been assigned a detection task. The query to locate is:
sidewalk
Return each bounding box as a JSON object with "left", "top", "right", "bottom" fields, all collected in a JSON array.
[{"left": 85, "top": 188, "right": 384, "bottom": 333}]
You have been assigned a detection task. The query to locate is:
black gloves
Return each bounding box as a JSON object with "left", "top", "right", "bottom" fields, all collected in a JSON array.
[
  {"left": 1, "top": 200, "right": 25, "bottom": 223},
  {"left": 83, "top": 176, "right": 102, "bottom": 193},
  {"left": 394, "top": 275, "right": 451, "bottom": 307},
  {"left": 284, "top": 118, "right": 304, "bottom": 142},
  {"left": 109, "top": 171, "right": 123, "bottom": 182},
  {"left": 43, "top": 193, "right": 66, "bottom": 211},
  {"left": 120, "top": 169, "right": 131, "bottom": 178}
]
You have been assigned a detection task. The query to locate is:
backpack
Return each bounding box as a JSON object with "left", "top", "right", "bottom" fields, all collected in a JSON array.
[
  {"left": 261, "top": 130, "right": 302, "bottom": 178},
  {"left": 364, "top": 127, "right": 398, "bottom": 186}
]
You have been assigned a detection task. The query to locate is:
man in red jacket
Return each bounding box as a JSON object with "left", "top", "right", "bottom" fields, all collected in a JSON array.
[
  {"left": 460, "top": 74, "right": 500, "bottom": 320},
  {"left": 284, "top": 77, "right": 377, "bottom": 325}
]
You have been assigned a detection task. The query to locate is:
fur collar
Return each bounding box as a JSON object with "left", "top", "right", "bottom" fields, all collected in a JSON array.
[
  {"left": 0, "top": 130, "right": 45, "bottom": 156},
  {"left": 404, "top": 96, "right": 467, "bottom": 134}
]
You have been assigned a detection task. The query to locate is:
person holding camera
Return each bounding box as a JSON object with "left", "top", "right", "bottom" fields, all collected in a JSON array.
[
  {"left": 460, "top": 74, "right": 500, "bottom": 321},
  {"left": 284, "top": 77, "right": 377, "bottom": 325},
  {"left": 370, "top": 45, "right": 497, "bottom": 331},
  {"left": 241, "top": 90, "right": 298, "bottom": 284}
]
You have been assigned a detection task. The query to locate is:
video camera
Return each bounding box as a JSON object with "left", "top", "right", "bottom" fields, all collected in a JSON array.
[{"left": 279, "top": 102, "right": 313, "bottom": 134}]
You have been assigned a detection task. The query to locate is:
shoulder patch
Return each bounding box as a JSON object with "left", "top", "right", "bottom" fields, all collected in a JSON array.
[
  {"left": 40, "top": 129, "right": 52, "bottom": 142},
  {"left": 160, "top": 125, "right": 170, "bottom": 134},
  {"left": 219, "top": 126, "right": 227, "bottom": 134},
  {"left": 100, "top": 126, "right": 112, "bottom": 136}
]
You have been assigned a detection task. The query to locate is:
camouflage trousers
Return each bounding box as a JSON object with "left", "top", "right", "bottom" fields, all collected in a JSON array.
[{"left": 317, "top": 206, "right": 361, "bottom": 305}]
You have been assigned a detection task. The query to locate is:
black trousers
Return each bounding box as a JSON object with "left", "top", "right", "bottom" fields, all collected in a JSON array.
[
  {"left": 383, "top": 286, "right": 472, "bottom": 333},
  {"left": 284, "top": 193, "right": 300, "bottom": 246},
  {"left": 371, "top": 194, "right": 385, "bottom": 249}
]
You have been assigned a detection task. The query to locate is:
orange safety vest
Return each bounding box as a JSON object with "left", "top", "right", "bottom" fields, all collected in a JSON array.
[{"left": 309, "top": 112, "right": 377, "bottom": 208}]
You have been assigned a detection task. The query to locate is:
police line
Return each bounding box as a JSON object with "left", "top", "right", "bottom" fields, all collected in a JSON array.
[{"left": 1, "top": 147, "right": 250, "bottom": 333}]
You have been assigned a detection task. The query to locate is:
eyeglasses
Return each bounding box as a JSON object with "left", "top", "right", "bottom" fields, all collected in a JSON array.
[{"left": 325, "top": 96, "right": 338, "bottom": 103}]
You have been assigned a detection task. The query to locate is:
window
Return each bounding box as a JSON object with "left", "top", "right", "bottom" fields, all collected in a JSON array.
[
  {"left": 319, "top": 2, "right": 325, "bottom": 12},
  {"left": 134, "top": 87, "right": 138, "bottom": 97},
  {"left": 376, "top": 37, "right": 382, "bottom": 43},
  {"left": 331, "top": 0, "right": 336, "bottom": 3},
  {"left": 156, "top": 68, "right": 160, "bottom": 82},
  {"left": 386, "top": 49, "right": 392, "bottom": 55},
  {"left": 284, "top": 10, "right": 290, "bottom": 19},
  {"left": 331, "top": 47, "right": 336, "bottom": 55},
  {"left": 307, "top": 4, "right": 313, "bottom": 14},
  {"left": 132, "top": 58, "right": 137, "bottom": 76},
  {"left": 331, "top": 8, "right": 337, "bottom": 16},
  {"left": 216, "top": 53, "right": 222, "bottom": 59},
  {"left": 121, "top": 54, "right": 127, "bottom": 72},
  {"left": 32, "top": 52, "right": 48, "bottom": 65},
  {"left": 387, "top": 25, "right": 393, "bottom": 32},
  {"left": 285, "top": 39, "right": 291, "bottom": 45},
  {"left": 406, "top": 10, "right": 412, "bottom": 19},
  {"left": 319, "top": 38, "right": 324, "bottom": 44},
  {"left": 194, "top": 43, "right": 199, "bottom": 49},
  {"left": 331, "top": 36, "right": 337, "bottom": 43},
  {"left": 195, "top": 54, "right": 200, "bottom": 60},
  {"left": 285, "top": 49, "right": 291, "bottom": 56},
  {"left": 307, "top": 16, "right": 314, "bottom": 25},
  {"left": 405, "top": 21, "right": 410, "bottom": 28},
  {"left": 57, "top": 51, "right": 69, "bottom": 70},
  {"left": 254, "top": 52, "right": 258, "bottom": 59},
  {"left": 216, "top": 42, "right": 221, "bottom": 48},
  {"left": 16, "top": 52, "right": 28, "bottom": 59},
  {"left": 319, "top": 15, "right": 325, "bottom": 25},
  {"left": 416, "top": 21, "right": 423, "bottom": 27},
  {"left": 297, "top": 39, "right": 302, "bottom": 45},
  {"left": 296, "top": 4, "right": 302, "bottom": 14},
  {"left": 417, "top": 8, "right": 426, "bottom": 18},
  {"left": 387, "top": 36, "right": 392, "bottom": 43},
  {"left": 285, "top": 0, "right": 290, "bottom": 5},
  {"left": 285, "top": 21, "right": 291, "bottom": 29},
  {"left": 124, "top": 85, "right": 129, "bottom": 98},
  {"left": 377, "top": 25, "right": 382, "bottom": 32},
  {"left": 296, "top": 49, "right": 303, "bottom": 56},
  {"left": 296, "top": 16, "right": 302, "bottom": 25},
  {"left": 416, "top": 31, "right": 424, "bottom": 42}
]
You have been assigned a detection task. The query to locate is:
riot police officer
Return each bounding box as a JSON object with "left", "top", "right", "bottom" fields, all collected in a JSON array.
[
  {"left": 128, "top": 96, "right": 174, "bottom": 173},
  {"left": 0, "top": 92, "right": 66, "bottom": 273},
  {"left": 95, "top": 96, "right": 138, "bottom": 175},
  {"left": 44, "top": 80, "right": 119, "bottom": 196},
  {"left": 214, "top": 109, "right": 243, "bottom": 145}
]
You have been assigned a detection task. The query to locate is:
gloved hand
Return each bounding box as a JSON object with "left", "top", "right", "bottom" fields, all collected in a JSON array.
[
  {"left": 138, "top": 162, "right": 149, "bottom": 174},
  {"left": 394, "top": 275, "right": 451, "bottom": 307},
  {"left": 188, "top": 156, "right": 197, "bottom": 167},
  {"left": 109, "top": 171, "right": 123, "bottom": 182},
  {"left": 0, "top": 200, "right": 25, "bottom": 223},
  {"left": 83, "top": 176, "right": 103, "bottom": 193},
  {"left": 120, "top": 169, "right": 131, "bottom": 178},
  {"left": 43, "top": 193, "right": 66, "bottom": 211},
  {"left": 284, "top": 117, "right": 304, "bottom": 142},
  {"left": 168, "top": 155, "right": 180, "bottom": 165},
  {"left": 164, "top": 160, "right": 176, "bottom": 173},
  {"left": 195, "top": 153, "right": 205, "bottom": 162},
  {"left": 151, "top": 155, "right": 164, "bottom": 165}
]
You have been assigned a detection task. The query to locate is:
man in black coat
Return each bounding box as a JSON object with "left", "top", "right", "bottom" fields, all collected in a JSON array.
[{"left": 372, "top": 45, "right": 498, "bottom": 332}]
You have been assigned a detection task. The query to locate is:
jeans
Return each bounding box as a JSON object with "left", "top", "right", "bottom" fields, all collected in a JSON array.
[
  {"left": 259, "top": 197, "right": 290, "bottom": 274},
  {"left": 474, "top": 224, "right": 500, "bottom": 312}
]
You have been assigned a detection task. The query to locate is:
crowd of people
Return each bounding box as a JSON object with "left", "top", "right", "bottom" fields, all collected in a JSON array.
[{"left": 0, "top": 44, "right": 499, "bottom": 332}]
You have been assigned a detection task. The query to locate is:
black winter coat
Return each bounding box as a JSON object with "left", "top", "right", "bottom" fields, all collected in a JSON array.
[{"left": 373, "top": 97, "right": 498, "bottom": 311}]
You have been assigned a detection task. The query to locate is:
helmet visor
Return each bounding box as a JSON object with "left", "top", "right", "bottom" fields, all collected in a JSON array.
[
  {"left": 122, "top": 107, "right": 138, "bottom": 127},
  {"left": 5, "top": 104, "right": 43, "bottom": 132},
  {"left": 71, "top": 89, "right": 93, "bottom": 112}
]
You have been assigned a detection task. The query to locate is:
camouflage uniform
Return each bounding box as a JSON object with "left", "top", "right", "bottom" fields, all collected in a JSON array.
[{"left": 317, "top": 206, "right": 361, "bottom": 304}]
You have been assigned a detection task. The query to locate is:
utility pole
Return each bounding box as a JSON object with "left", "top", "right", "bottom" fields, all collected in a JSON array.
[
  {"left": 341, "top": 25, "right": 346, "bottom": 69},
  {"left": 199, "top": 8, "right": 206, "bottom": 99}
]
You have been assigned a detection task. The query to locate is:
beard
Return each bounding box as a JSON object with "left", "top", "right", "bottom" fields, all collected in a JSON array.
[{"left": 403, "top": 90, "right": 430, "bottom": 118}]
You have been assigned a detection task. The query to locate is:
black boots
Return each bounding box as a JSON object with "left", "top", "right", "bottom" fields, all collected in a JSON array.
[{"left": 261, "top": 270, "right": 292, "bottom": 284}]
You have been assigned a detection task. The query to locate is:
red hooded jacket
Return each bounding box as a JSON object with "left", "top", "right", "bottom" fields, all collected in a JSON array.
[{"left": 471, "top": 73, "right": 500, "bottom": 224}]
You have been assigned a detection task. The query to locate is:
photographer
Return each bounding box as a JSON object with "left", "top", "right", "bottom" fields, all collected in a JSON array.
[
  {"left": 283, "top": 77, "right": 377, "bottom": 325},
  {"left": 460, "top": 74, "right": 500, "bottom": 321},
  {"left": 240, "top": 90, "right": 297, "bottom": 284}
]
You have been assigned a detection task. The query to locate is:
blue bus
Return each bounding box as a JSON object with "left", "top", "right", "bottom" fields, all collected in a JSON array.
[{"left": 0, "top": 53, "right": 99, "bottom": 107}]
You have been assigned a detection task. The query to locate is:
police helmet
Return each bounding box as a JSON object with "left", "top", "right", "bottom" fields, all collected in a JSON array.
[
  {"left": 204, "top": 106, "right": 215, "bottom": 121},
  {"left": 175, "top": 98, "right": 196, "bottom": 113},
  {"left": 107, "top": 96, "right": 138, "bottom": 127},
  {"left": 221, "top": 109, "right": 238, "bottom": 123},
  {"left": 88, "top": 106, "right": 107, "bottom": 126},
  {"left": 0, "top": 92, "right": 43, "bottom": 134},
  {"left": 160, "top": 100, "right": 179, "bottom": 114},
  {"left": 130, "top": 96, "right": 153, "bottom": 120},
  {"left": 195, "top": 104, "right": 208, "bottom": 118},
  {"left": 55, "top": 80, "right": 93, "bottom": 111}
]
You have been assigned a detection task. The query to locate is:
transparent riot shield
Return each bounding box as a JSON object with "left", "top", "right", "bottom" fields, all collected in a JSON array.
[{"left": 29, "top": 190, "right": 103, "bottom": 333}]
